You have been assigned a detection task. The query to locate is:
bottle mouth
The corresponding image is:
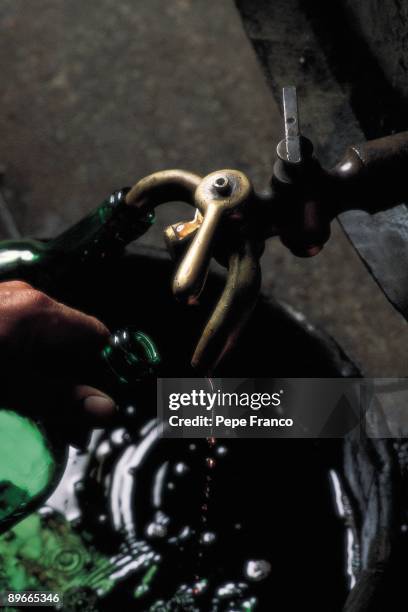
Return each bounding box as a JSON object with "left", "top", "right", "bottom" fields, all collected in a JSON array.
[{"left": 102, "top": 328, "right": 160, "bottom": 385}]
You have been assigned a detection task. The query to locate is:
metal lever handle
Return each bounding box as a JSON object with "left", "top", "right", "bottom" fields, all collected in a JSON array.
[{"left": 282, "top": 85, "right": 302, "bottom": 164}]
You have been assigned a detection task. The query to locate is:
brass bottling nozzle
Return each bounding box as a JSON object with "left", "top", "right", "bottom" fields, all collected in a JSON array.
[
  {"left": 123, "top": 168, "right": 262, "bottom": 373},
  {"left": 165, "top": 169, "right": 262, "bottom": 373}
]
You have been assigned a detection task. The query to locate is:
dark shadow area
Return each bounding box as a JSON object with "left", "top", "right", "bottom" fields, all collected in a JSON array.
[{"left": 49, "top": 246, "right": 355, "bottom": 610}]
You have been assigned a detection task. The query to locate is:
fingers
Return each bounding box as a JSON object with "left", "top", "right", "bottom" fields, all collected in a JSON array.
[
  {"left": 73, "top": 385, "right": 117, "bottom": 421},
  {"left": 0, "top": 282, "right": 117, "bottom": 446},
  {"left": 35, "top": 299, "right": 110, "bottom": 372},
  {"left": 0, "top": 281, "right": 110, "bottom": 373},
  {"left": 68, "top": 385, "right": 117, "bottom": 449}
]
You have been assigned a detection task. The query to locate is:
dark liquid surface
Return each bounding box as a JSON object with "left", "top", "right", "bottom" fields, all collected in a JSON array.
[{"left": 0, "top": 248, "right": 354, "bottom": 611}]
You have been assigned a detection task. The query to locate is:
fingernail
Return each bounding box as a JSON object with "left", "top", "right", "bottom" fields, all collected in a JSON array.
[{"left": 83, "top": 393, "right": 116, "bottom": 416}]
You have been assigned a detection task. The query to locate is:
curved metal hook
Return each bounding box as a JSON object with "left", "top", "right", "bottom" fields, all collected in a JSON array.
[
  {"left": 125, "top": 169, "right": 202, "bottom": 213},
  {"left": 191, "top": 237, "right": 262, "bottom": 373}
]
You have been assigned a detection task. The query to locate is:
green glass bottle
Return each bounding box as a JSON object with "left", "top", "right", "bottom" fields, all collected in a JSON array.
[
  {"left": 0, "top": 188, "right": 154, "bottom": 288},
  {"left": 0, "top": 188, "right": 159, "bottom": 533},
  {"left": 0, "top": 326, "right": 160, "bottom": 535}
]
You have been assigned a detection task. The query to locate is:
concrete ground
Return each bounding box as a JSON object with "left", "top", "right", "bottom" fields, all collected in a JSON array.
[{"left": 0, "top": 0, "right": 407, "bottom": 375}]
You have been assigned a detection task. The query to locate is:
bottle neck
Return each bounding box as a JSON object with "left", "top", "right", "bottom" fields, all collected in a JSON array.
[
  {"left": 102, "top": 328, "right": 160, "bottom": 382},
  {"left": 49, "top": 188, "right": 155, "bottom": 265}
]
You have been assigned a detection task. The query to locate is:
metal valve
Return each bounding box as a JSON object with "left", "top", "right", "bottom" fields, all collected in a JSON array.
[{"left": 122, "top": 87, "right": 408, "bottom": 373}]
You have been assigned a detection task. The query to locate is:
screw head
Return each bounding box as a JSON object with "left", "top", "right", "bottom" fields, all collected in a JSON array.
[{"left": 213, "top": 175, "right": 231, "bottom": 196}]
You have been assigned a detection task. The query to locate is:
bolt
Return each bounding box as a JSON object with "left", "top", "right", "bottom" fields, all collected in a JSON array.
[{"left": 213, "top": 175, "right": 231, "bottom": 196}]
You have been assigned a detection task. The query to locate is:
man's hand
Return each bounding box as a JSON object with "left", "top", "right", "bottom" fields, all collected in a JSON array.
[{"left": 0, "top": 281, "right": 116, "bottom": 448}]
